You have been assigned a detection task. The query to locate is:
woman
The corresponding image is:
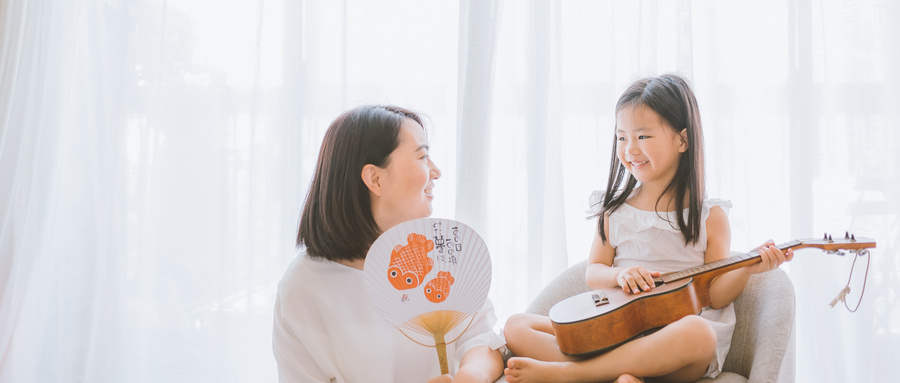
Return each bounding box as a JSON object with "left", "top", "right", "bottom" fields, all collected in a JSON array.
[{"left": 273, "top": 105, "right": 505, "bottom": 383}]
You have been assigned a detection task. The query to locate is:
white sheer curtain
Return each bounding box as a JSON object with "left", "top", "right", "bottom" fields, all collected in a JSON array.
[{"left": 1, "top": 0, "right": 897, "bottom": 382}]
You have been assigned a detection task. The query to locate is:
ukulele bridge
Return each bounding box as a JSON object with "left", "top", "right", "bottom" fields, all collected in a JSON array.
[{"left": 591, "top": 293, "right": 609, "bottom": 307}]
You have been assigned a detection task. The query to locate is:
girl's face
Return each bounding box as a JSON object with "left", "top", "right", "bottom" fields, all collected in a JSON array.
[
  {"left": 371, "top": 118, "right": 442, "bottom": 231},
  {"left": 615, "top": 104, "right": 687, "bottom": 189}
]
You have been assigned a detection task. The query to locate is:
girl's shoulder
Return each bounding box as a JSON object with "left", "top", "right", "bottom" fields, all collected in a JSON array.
[
  {"left": 703, "top": 198, "right": 732, "bottom": 210},
  {"left": 702, "top": 198, "right": 733, "bottom": 219}
]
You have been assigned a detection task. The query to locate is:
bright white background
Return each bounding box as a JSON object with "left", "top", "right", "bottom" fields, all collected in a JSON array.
[{"left": 1, "top": 0, "right": 897, "bottom": 382}]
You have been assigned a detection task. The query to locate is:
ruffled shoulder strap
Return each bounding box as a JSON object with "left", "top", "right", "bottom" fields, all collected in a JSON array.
[
  {"left": 611, "top": 203, "right": 683, "bottom": 234},
  {"left": 701, "top": 198, "right": 732, "bottom": 223}
]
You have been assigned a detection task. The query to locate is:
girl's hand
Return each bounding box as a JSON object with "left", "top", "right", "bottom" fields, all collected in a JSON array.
[
  {"left": 616, "top": 266, "right": 660, "bottom": 294},
  {"left": 743, "top": 240, "right": 794, "bottom": 275}
]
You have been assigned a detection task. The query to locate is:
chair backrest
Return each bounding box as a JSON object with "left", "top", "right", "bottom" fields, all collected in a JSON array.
[{"left": 523, "top": 260, "right": 796, "bottom": 382}]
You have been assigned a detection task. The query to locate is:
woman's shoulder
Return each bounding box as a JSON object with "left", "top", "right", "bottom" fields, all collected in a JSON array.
[{"left": 277, "top": 252, "right": 356, "bottom": 296}]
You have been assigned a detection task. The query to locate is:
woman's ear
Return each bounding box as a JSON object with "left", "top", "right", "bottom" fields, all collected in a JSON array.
[
  {"left": 678, "top": 129, "right": 689, "bottom": 153},
  {"left": 361, "top": 164, "right": 383, "bottom": 197}
]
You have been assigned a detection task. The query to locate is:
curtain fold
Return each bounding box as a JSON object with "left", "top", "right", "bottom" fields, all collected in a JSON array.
[{"left": 455, "top": 0, "right": 501, "bottom": 233}]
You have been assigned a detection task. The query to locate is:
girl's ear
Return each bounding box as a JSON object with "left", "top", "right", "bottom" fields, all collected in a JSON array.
[
  {"left": 361, "top": 164, "right": 384, "bottom": 197},
  {"left": 678, "top": 129, "right": 689, "bottom": 153}
]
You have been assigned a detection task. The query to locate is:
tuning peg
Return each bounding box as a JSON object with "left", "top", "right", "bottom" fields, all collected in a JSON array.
[
  {"left": 845, "top": 231, "right": 849, "bottom": 239},
  {"left": 823, "top": 232, "right": 828, "bottom": 240},
  {"left": 828, "top": 234, "right": 833, "bottom": 241},
  {"left": 851, "top": 234, "right": 856, "bottom": 241}
]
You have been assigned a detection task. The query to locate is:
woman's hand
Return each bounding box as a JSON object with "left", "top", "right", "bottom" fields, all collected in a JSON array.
[
  {"left": 743, "top": 240, "right": 794, "bottom": 275},
  {"left": 616, "top": 266, "right": 660, "bottom": 294}
]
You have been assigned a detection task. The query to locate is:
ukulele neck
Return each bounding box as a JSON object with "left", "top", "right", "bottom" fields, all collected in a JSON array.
[{"left": 655, "top": 240, "right": 802, "bottom": 285}]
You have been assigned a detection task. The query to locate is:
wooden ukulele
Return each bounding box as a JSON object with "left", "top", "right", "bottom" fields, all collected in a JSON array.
[{"left": 548, "top": 233, "right": 876, "bottom": 356}]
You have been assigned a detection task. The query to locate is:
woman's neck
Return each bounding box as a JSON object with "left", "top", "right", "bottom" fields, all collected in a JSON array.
[{"left": 336, "top": 258, "right": 365, "bottom": 270}]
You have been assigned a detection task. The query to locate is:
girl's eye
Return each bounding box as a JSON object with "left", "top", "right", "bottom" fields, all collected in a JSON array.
[
  {"left": 638, "top": 135, "right": 649, "bottom": 139},
  {"left": 617, "top": 137, "right": 625, "bottom": 141}
]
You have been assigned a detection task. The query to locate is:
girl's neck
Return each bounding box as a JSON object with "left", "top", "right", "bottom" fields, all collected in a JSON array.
[{"left": 628, "top": 184, "right": 685, "bottom": 212}]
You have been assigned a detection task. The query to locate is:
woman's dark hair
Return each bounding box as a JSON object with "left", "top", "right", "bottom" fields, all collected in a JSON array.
[
  {"left": 297, "top": 105, "right": 424, "bottom": 261},
  {"left": 597, "top": 74, "right": 706, "bottom": 245}
]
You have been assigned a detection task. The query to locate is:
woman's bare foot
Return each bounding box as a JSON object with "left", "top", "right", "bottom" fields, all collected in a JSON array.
[{"left": 505, "top": 357, "right": 576, "bottom": 383}]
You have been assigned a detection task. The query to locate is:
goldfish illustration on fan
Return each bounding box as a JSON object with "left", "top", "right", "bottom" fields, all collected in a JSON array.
[
  {"left": 364, "top": 218, "right": 492, "bottom": 375},
  {"left": 387, "top": 233, "right": 435, "bottom": 290},
  {"left": 424, "top": 271, "right": 455, "bottom": 303}
]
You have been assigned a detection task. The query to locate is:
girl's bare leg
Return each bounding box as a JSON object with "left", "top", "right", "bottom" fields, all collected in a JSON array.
[{"left": 503, "top": 314, "right": 716, "bottom": 383}]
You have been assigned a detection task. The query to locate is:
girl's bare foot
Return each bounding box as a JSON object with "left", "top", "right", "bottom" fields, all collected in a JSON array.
[
  {"left": 615, "top": 373, "right": 644, "bottom": 383},
  {"left": 505, "top": 357, "right": 575, "bottom": 383}
]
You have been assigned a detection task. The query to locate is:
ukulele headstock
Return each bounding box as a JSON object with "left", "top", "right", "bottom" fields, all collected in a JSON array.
[{"left": 795, "top": 232, "right": 876, "bottom": 255}]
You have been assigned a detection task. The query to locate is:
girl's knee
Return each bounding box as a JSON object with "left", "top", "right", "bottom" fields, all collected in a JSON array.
[
  {"left": 504, "top": 313, "right": 553, "bottom": 343},
  {"left": 503, "top": 313, "right": 534, "bottom": 338},
  {"left": 674, "top": 316, "right": 717, "bottom": 356},
  {"left": 503, "top": 314, "right": 527, "bottom": 339}
]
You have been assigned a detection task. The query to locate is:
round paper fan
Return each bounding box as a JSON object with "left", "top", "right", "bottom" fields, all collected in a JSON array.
[{"left": 364, "top": 218, "right": 492, "bottom": 374}]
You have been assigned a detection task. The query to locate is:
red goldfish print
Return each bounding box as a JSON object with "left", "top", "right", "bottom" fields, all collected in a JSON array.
[
  {"left": 424, "top": 271, "right": 454, "bottom": 303},
  {"left": 387, "top": 233, "right": 435, "bottom": 290}
]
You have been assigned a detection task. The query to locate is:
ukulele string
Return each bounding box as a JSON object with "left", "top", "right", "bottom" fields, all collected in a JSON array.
[{"left": 829, "top": 249, "right": 870, "bottom": 313}]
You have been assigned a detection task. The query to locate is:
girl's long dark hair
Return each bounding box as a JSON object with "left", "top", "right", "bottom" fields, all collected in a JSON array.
[{"left": 597, "top": 74, "right": 706, "bottom": 245}]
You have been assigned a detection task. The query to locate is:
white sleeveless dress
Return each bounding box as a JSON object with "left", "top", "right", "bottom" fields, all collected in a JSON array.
[{"left": 607, "top": 198, "right": 735, "bottom": 378}]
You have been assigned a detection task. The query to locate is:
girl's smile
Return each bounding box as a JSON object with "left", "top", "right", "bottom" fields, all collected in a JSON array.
[{"left": 615, "top": 104, "right": 687, "bottom": 190}]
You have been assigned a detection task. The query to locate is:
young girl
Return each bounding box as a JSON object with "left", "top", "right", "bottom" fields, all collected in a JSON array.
[{"left": 502, "top": 75, "right": 793, "bottom": 383}]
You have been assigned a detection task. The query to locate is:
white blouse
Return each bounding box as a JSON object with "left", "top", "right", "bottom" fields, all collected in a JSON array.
[{"left": 272, "top": 253, "right": 505, "bottom": 383}]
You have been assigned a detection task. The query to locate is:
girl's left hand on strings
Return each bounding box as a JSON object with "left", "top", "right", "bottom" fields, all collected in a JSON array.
[{"left": 743, "top": 240, "right": 794, "bottom": 275}]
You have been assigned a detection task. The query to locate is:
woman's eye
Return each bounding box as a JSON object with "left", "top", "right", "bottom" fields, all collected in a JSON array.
[
  {"left": 638, "top": 135, "right": 649, "bottom": 139},
  {"left": 616, "top": 137, "right": 625, "bottom": 141}
]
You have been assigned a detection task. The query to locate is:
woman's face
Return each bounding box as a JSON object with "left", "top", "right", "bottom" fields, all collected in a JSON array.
[{"left": 371, "top": 118, "right": 442, "bottom": 231}]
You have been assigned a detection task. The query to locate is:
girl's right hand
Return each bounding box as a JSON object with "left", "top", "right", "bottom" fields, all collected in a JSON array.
[{"left": 616, "top": 266, "right": 660, "bottom": 294}]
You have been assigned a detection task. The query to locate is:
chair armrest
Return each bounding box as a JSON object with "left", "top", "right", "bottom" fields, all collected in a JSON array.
[
  {"left": 723, "top": 268, "right": 796, "bottom": 382},
  {"left": 524, "top": 260, "right": 590, "bottom": 316}
]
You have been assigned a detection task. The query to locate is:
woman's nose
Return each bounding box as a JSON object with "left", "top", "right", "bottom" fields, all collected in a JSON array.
[{"left": 430, "top": 159, "right": 442, "bottom": 179}]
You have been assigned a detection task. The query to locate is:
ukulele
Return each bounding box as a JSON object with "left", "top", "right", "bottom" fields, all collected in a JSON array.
[{"left": 548, "top": 233, "right": 876, "bottom": 356}]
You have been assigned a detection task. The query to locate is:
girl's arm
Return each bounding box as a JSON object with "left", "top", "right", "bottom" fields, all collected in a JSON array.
[
  {"left": 585, "top": 215, "right": 658, "bottom": 293},
  {"left": 705, "top": 206, "right": 793, "bottom": 309}
]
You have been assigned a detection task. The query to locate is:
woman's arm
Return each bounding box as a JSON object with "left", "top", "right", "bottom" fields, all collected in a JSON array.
[{"left": 272, "top": 297, "right": 333, "bottom": 383}]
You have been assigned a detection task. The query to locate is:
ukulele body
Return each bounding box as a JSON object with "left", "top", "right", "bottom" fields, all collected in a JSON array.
[
  {"left": 547, "top": 235, "right": 874, "bottom": 356},
  {"left": 549, "top": 278, "right": 703, "bottom": 356}
]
